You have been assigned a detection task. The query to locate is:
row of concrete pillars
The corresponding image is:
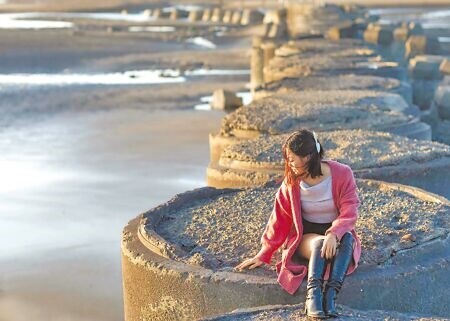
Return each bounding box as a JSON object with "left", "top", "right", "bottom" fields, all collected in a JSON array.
[{"left": 142, "top": 7, "right": 265, "bottom": 25}]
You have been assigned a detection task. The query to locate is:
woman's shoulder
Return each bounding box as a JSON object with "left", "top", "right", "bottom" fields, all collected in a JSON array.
[{"left": 326, "top": 160, "right": 354, "bottom": 176}]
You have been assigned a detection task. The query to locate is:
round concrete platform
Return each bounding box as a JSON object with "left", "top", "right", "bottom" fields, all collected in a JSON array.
[
  {"left": 207, "top": 130, "right": 450, "bottom": 200},
  {"left": 265, "top": 54, "right": 407, "bottom": 82},
  {"left": 121, "top": 180, "right": 450, "bottom": 321},
  {"left": 254, "top": 74, "right": 412, "bottom": 104},
  {"left": 210, "top": 90, "right": 430, "bottom": 163},
  {"left": 203, "top": 303, "right": 446, "bottom": 321}
]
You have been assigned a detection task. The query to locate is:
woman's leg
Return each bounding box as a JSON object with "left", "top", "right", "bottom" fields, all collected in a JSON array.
[
  {"left": 297, "top": 233, "right": 325, "bottom": 260},
  {"left": 299, "top": 233, "right": 327, "bottom": 318},
  {"left": 323, "top": 232, "right": 355, "bottom": 318}
]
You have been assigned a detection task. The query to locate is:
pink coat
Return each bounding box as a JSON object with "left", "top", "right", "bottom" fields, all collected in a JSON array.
[{"left": 255, "top": 160, "right": 362, "bottom": 295}]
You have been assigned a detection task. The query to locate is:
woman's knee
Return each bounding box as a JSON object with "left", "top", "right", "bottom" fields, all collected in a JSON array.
[{"left": 309, "top": 236, "right": 325, "bottom": 251}]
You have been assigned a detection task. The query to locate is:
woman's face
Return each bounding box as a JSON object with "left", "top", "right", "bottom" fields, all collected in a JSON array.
[{"left": 286, "top": 149, "right": 309, "bottom": 177}]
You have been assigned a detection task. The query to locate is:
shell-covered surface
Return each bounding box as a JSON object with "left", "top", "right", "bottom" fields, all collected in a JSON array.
[
  {"left": 220, "top": 130, "right": 450, "bottom": 170},
  {"left": 265, "top": 50, "right": 402, "bottom": 83},
  {"left": 262, "top": 75, "right": 403, "bottom": 94},
  {"left": 220, "top": 90, "right": 412, "bottom": 136},
  {"left": 275, "top": 38, "right": 376, "bottom": 58},
  {"left": 153, "top": 180, "right": 449, "bottom": 276}
]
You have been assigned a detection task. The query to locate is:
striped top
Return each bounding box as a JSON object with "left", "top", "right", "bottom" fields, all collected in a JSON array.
[{"left": 300, "top": 175, "right": 338, "bottom": 223}]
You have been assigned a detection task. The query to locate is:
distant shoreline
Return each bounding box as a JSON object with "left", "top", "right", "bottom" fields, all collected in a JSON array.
[{"left": 0, "top": 0, "right": 449, "bottom": 14}]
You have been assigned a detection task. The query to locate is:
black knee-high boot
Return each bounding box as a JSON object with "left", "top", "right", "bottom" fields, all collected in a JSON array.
[
  {"left": 324, "top": 232, "right": 354, "bottom": 318},
  {"left": 304, "top": 238, "right": 327, "bottom": 319}
]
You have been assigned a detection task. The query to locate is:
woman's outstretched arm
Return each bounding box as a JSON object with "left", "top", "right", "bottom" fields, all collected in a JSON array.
[{"left": 235, "top": 182, "right": 293, "bottom": 270}]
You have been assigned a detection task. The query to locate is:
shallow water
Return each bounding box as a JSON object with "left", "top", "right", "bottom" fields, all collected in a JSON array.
[
  {"left": 0, "top": 107, "right": 224, "bottom": 320},
  {"left": 0, "top": 69, "right": 249, "bottom": 87},
  {"left": 369, "top": 7, "right": 450, "bottom": 30}
]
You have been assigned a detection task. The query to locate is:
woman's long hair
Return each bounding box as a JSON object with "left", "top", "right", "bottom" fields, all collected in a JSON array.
[{"left": 282, "top": 129, "right": 324, "bottom": 186}]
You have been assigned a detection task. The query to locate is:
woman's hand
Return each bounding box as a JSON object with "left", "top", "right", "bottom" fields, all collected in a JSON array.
[
  {"left": 234, "top": 256, "right": 264, "bottom": 271},
  {"left": 321, "top": 233, "right": 338, "bottom": 260}
]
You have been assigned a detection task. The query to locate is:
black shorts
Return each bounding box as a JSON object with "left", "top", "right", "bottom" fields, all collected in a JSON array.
[{"left": 302, "top": 217, "right": 332, "bottom": 235}]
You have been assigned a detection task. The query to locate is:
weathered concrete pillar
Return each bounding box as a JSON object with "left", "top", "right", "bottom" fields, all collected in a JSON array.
[
  {"left": 250, "top": 45, "right": 264, "bottom": 90},
  {"left": 261, "top": 42, "right": 276, "bottom": 68},
  {"left": 408, "top": 55, "right": 445, "bottom": 110},
  {"left": 188, "top": 10, "right": 201, "bottom": 22},
  {"left": 405, "top": 35, "right": 441, "bottom": 59},
  {"left": 263, "top": 9, "right": 286, "bottom": 25},
  {"left": 211, "top": 8, "right": 223, "bottom": 23},
  {"left": 142, "top": 9, "right": 152, "bottom": 17},
  {"left": 394, "top": 22, "right": 424, "bottom": 42},
  {"left": 241, "top": 9, "right": 264, "bottom": 26},
  {"left": 202, "top": 8, "right": 212, "bottom": 22},
  {"left": 152, "top": 8, "right": 162, "bottom": 18},
  {"left": 435, "top": 86, "right": 450, "bottom": 120},
  {"left": 211, "top": 89, "right": 243, "bottom": 111},
  {"left": 363, "top": 24, "right": 394, "bottom": 45},
  {"left": 207, "top": 129, "right": 450, "bottom": 199},
  {"left": 231, "top": 11, "right": 242, "bottom": 25},
  {"left": 170, "top": 9, "right": 179, "bottom": 20},
  {"left": 222, "top": 10, "right": 233, "bottom": 24},
  {"left": 267, "top": 22, "right": 287, "bottom": 39},
  {"left": 439, "top": 57, "right": 450, "bottom": 76},
  {"left": 252, "top": 36, "right": 263, "bottom": 48},
  {"left": 326, "top": 21, "right": 358, "bottom": 41},
  {"left": 153, "top": 8, "right": 170, "bottom": 19}
]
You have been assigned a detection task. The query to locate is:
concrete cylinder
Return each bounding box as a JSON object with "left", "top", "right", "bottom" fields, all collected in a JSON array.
[
  {"left": 170, "top": 9, "right": 179, "bottom": 20},
  {"left": 188, "top": 10, "right": 201, "bottom": 22},
  {"left": 207, "top": 129, "right": 450, "bottom": 200},
  {"left": 122, "top": 180, "right": 450, "bottom": 320},
  {"left": 405, "top": 35, "right": 441, "bottom": 59},
  {"left": 211, "top": 8, "right": 223, "bottom": 23},
  {"left": 210, "top": 90, "right": 430, "bottom": 163},
  {"left": 142, "top": 9, "right": 152, "bottom": 18},
  {"left": 250, "top": 46, "right": 264, "bottom": 90},
  {"left": 266, "top": 55, "right": 407, "bottom": 83},
  {"left": 252, "top": 36, "right": 263, "bottom": 48},
  {"left": 261, "top": 42, "right": 276, "bottom": 70},
  {"left": 440, "top": 58, "right": 450, "bottom": 75},
  {"left": 202, "top": 8, "right": 212, "bottom": 22},
  {"left": 231, "top": 11, "right": 242, "bottom": 25},
  {"left": 267, "top": 22, "right": 287, "bottom": 39},
  {"left": 326, "top": 21, "right": 357, "bottom": 41},
  {"left": 241, "top": 9, "right": 264, "bottom": 26},
  {"left": 222, "top": 10, "right": 233, "bottom": 24},
  {"left": 253, "top": 74, "right": 412, "bottom": 105},
  {"left": 210, "top": 89, "right": 243, "bottom": 111},
  {"left": 435, "top": 86, "right": 450, "bottom": 120},
  {"left": 409, "top": 55, "right": 445, "bottom": 110},
  {"left": 263, "top": 9, "right": 285, "bottom": 25},
  {"left": 408, "top": 55, "right": 445, "bottom": 80},
  {"left": 152, "top": 8, "right": 162, "bottom": 18},
  {"left": 363, "top": 26, "right": 394, "bottom": 46}
]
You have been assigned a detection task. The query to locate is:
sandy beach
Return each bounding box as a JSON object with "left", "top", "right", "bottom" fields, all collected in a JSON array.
[{"left": 0, "top": 0, "right": 449, "bottom": 320}]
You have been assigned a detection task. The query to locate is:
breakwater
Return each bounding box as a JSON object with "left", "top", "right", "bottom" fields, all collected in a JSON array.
[{"left": 121, "top": 2, "right": 450, "bottom": 320}]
